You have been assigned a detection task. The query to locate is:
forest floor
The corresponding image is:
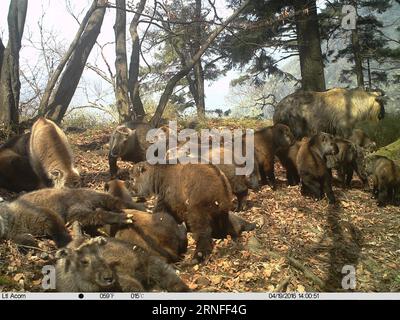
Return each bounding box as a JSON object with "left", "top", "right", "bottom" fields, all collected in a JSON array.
[{"left": 0, "top": 126, "right": 399, "bottom": 292}]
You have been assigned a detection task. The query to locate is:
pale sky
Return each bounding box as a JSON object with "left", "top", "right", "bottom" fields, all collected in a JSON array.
[{"left": 0, "top": 0, "right": 236, "bottom": 114}]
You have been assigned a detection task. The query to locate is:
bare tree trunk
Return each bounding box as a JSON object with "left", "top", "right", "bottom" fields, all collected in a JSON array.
[
  {"left": 45, "top": 0, "right": 107, "bottom": 123},
  {"left": 166, "top": 36, "right": 200, "bottom": 112},
  {"left": 367, "top": 57, "right": 372, "bottom": 89},
  {"left": 294, "top": 0, "right": 326, "bottom": 92},
  {"left": 352, "top": 28, "right": 364, "bottom": 88},
  {"left": 38, "top": 0, "right": 98, "bottom": 116},
  {"left": 0, "top": 0, "right": 28, "bottom": 133},
  {"left": 150, "top": 0, "right": 251, "bottom": 127},
  {"left": 114, "top": 0, "right": 131, "bottom": 123},
  {"left": 193, "top": 0, "right": 205, "bottom": 118},
  {"left": 128, "top": 0, "right": 146, "bottom": 120},
  {"left": 0, "top": 38, "right": 4, "bottom": 77}
]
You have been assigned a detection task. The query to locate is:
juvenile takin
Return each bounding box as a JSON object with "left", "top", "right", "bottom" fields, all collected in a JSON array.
[
  {"left": 244, "top": 124, "right": 294, "bottom": 189},
  {"left": 29, "top": 118, "right": 80, "bottom": 188},
  {"left": 0, "top": 199, "right": 71, "bottom": 247},
  {"left": 365, "top": 155, "right": 400, "bottom": 206},
  {"left": 129, "top": 162, "right": 235, "bottom": 263},
  {"left": 276, "top": 138, "right": 309, "bottom": 186},
  {"left": 55, "top": 222, "right": 189, "bottom": 292},
  {"left": 18, "top": 188, "right": 137, "bottom": 229},
  {"left": 108, "top": 121, "right": 152, "bottom": 177},
  {"left": 115, "top": 210, "right": 188, "bottom": 263},
  {"left": 326, "top": 138, "right": 368, "bottom": 188},
  {"left": 349, "top": 129, "right": 377, "bottom": 152},
  {"left": 296, "top": 132, "right": 339, "bottom": 204},
  {"left": 166, "top": 142, "right": 259, "bottom": 211}
]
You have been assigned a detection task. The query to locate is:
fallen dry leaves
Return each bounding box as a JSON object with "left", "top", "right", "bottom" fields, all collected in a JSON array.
[{"left": 0, "top": 127, "right": 399, "bottom": 292}]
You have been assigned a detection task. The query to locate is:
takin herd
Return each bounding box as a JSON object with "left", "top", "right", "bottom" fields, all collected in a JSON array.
[{"left": 0, "top": 87, "right": 399, "bottom": 292}]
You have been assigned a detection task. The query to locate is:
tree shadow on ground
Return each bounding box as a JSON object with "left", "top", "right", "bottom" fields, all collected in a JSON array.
[{"left": 323, "top": 205, "right": 363, "bottom": 291}]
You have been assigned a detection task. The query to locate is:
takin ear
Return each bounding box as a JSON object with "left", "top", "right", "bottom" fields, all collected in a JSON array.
[
  {"left": 138, "top": 165, "right": 146, "bottom": 174},
  {"left": 50, "top": 169, "right": 63, "bottom": 180}
]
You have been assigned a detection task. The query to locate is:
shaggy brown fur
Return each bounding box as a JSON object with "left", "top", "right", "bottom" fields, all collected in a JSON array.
[
  {"left": 0, "top": 148, "right": 40, "bottom": 191},
  {"left": 17, "top": 188, "right": 136, "bottom": 229},
  {"left": 248, "top": 124, "right": 295, "bottom": 188},
  {"left": 349, "top": 129, "right": 377, "bottom": 151},
  {"left": 29, "top": 118, "right": 80, "bottom": 188},
  {"left": 274, "top": 88, "right": 385, "bottom": 138},
  {"left": 129, "top": 162, "right": 235, "bottom": 263},
  {"left": 56, "top": 223, "right": 189, "bottom": 292},
  {"left": 276, "top": 138, "right": 309, "bottom": 186},
  {"left": 104, "top": 179, "right": 136, "bottom": 208},
  {"left": 326, "top": 138, "right": 368, "bottom": 188},
  {"left": 365, "top": 155, "right": 400, "bottom": 206},
  {"left": 108, "top": 121, "right": 152, "bottom": 177},
  {"left": 115, "top": 210, "right": 187, "bottom": 263},
  {"left": 0, "top": 132, "right": 30, "bottom": 156},
  {"left": 167, "top": 143, "right": 259, "bottom": 211},
  {"left": 296, "top": 133, "right": 339, "bottom": 203},
  {"left": 0, "top": 199, "right": 71, "bottom": 247}
]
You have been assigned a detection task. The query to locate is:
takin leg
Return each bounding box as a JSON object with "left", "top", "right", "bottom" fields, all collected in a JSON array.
[
  {"left": 11, "top": 234, "right": 38, "bottom": 247},
  {"left": 235, "top": 190, "right": 248, "bottom": 212},
  {"left": 323, "top": 173, "right": 336, "bottom": 204},
  {"left": 301, "top": 174, "right": 323, "bottom": 199},
  {"left": 146, "top": 256, "right": 190, "bottom": 292},
  {"left": 187, "top": 207, "right": 214, "bottom": 263},
  {"left": 377, "top": 180, "right": 389, "bottom": 207},
  {"left": 68, "top": 205, "right": 133, "bottom": 228},
  {"left": 288, "top": 167, "right": 300, "bottom": 186},
  {"left": 258, "top": 163, "right": 268, "bottom": 186},
  {"left": 263, "top": 159, "right": 276, "bottom": 190},
  {"left": 336, "top": 167, "right": 347, "bottom": 188},
  {"left": 109, "top": 154, "right": 119, "bottom": 178},
  {"left": 371, "top": 175, "right": 379, "bottom": 199},
  {"left": 344, "top": 167, "right": 354, "bottom": 188}
]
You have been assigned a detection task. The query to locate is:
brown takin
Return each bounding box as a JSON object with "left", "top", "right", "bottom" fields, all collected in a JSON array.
[
  {"left": 0, "top": 132, "right": 31, "bottom": 156},
  {"left": 17, "top": 188, "right": 137, "bottom": 231},
  {"left": 276, "top": 137, "right": 309, "bottom": 186},
  {"left": 200, "top": 145, "right": 259, "bottom": 211},
  {"left": 349, "top": 129, "right": 377, "bottom": 152},
  {"left": 166, "top": 141, "right": 259, "bottom": 211},
  {"left": 274, "top": 88, "right": 385, "bottom": 138},
  {"left": 365, "top": 155, "right": 400, "bottom": 206},
  {"left": 55, "top": 222, "right": 189, "bottom": 292},
  {"left": 0, "top": 148, "right": 40, "bottom": 191},
  {"left": 244, "top": 124, "right": 295, "bottom": 189},
  {"left": 326, "top": 138, "right": 368, "bottom": 188},
  {"left": 0, "top": 199, "right": 71, "bottom": 247},
  {"left": 129, "top": 162, "right": 235, "bottom": 263},
  {"left": 108, "top": 121, "right": 152, "bottom": 177},
  {"left": 104, "top": 179, "right": 187, "bottom": 262},
  {"left": 296, "top": 132, "right": 339, "bottom": 204},
  {"left": 29, "top": 118, "right": 80, "bottom": 188},
  {"left": 115, "top": 210, "right": 187, "bottom": 263}
]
